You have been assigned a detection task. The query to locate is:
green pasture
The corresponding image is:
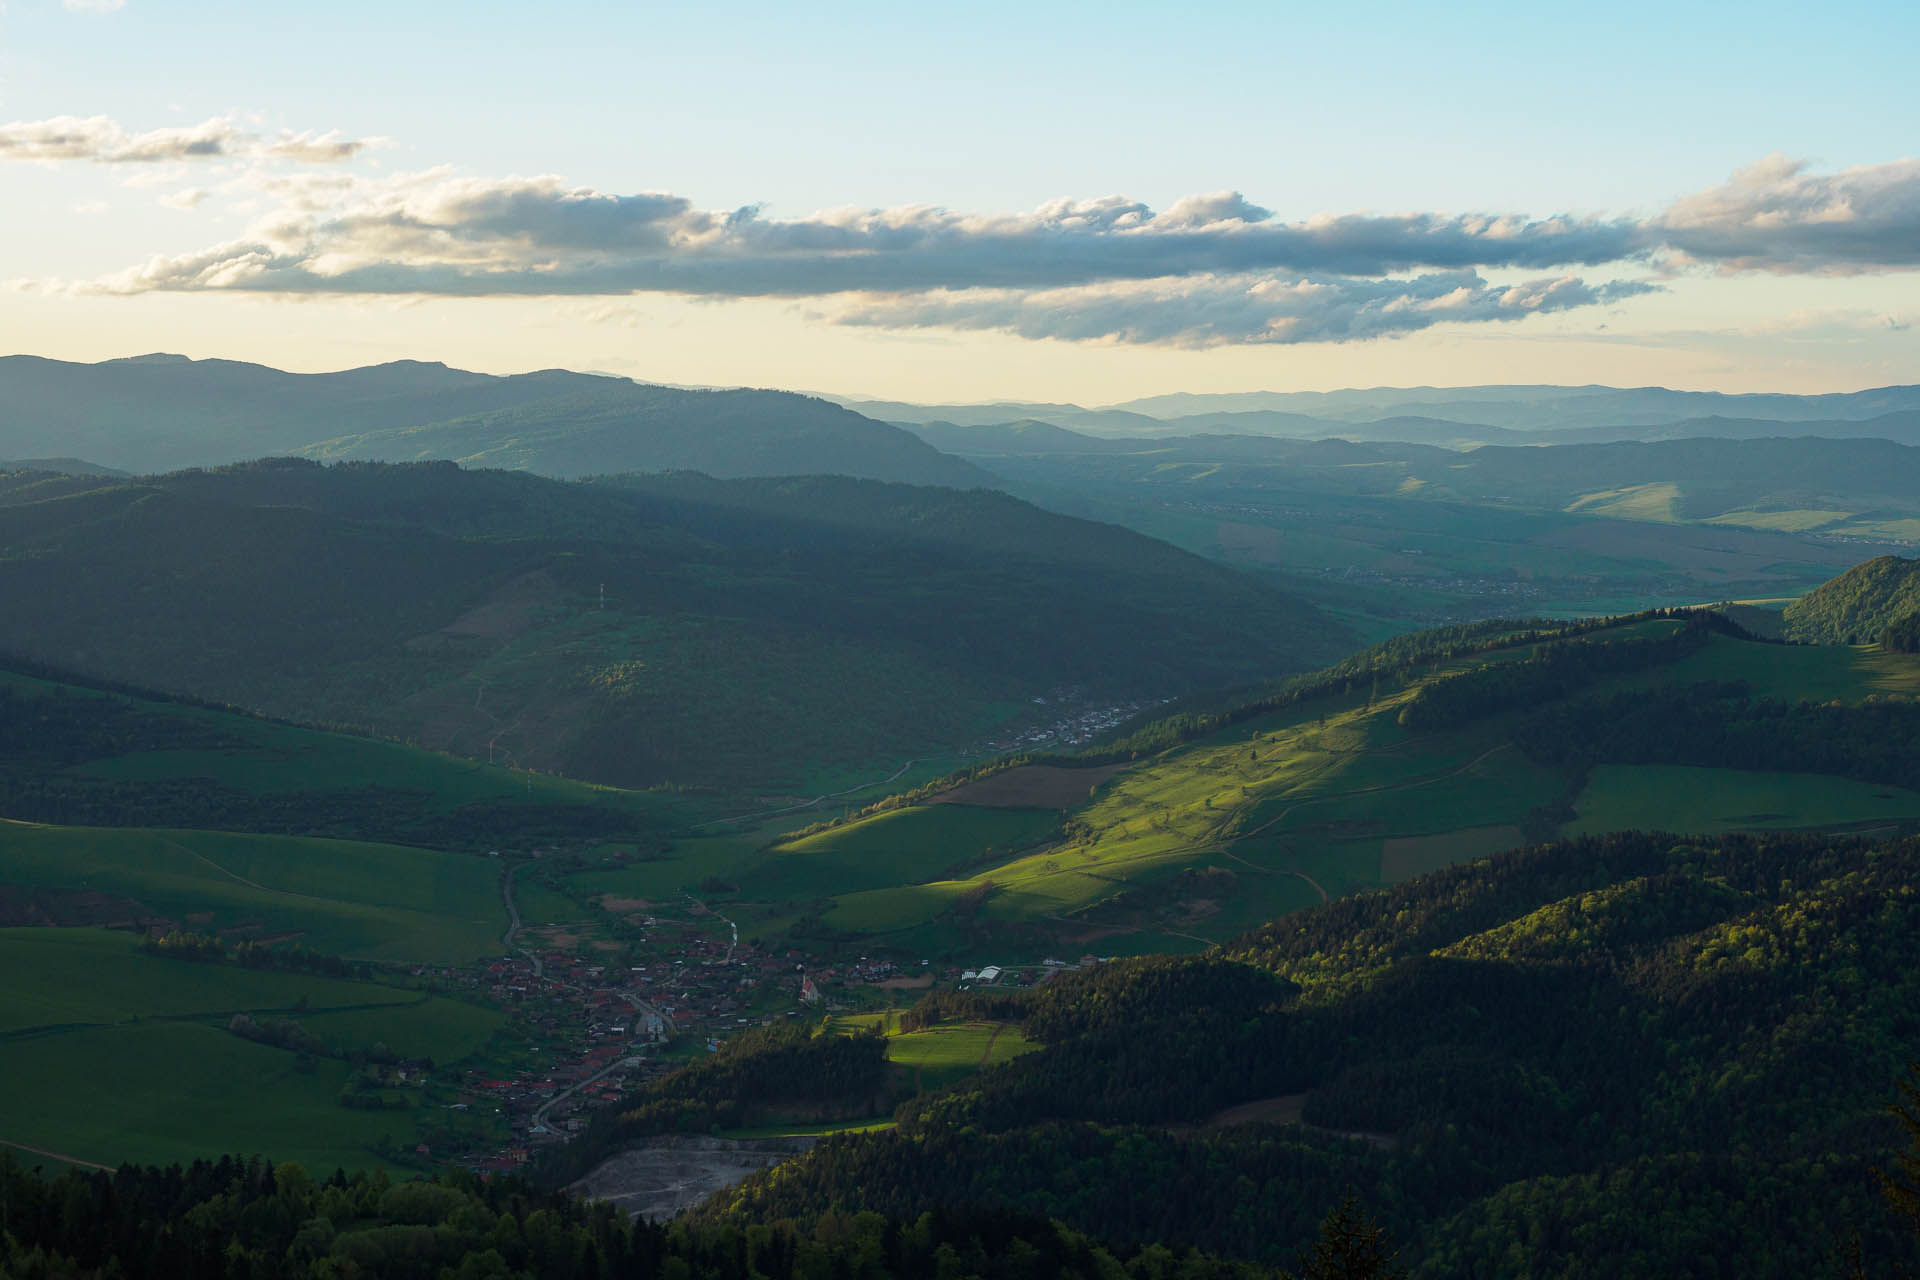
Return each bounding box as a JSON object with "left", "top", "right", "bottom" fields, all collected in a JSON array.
[
  {"left": 887, "top": 1021, "right": 1035, "bottom": 1090},
  {"left": 0, "top": 929, "right": 503, "bottom": 1170},
  {"left": 296, "top": 997, "right": 505, "bottom": 1063},
  {"left": 801, "top": 625, "right": 1918, "bottom": 954},
  {"left": 1633, "top": 632, "right": 1920, "bottom": 702},
  {"left": 760, "top": 806, "right": 1061, "bottom": 899},
  {"left": 1567, "top": 765, "right": 1920, "bottom": 837},
  {"left": 0, "top": 929, "right": 414, "bottom": 1036},
  {"left": 0, "top": 821, "right": 504, "bottom": 962},
  {"left": 0, "top": 1019, "right": 420, "bottom": 1172}
]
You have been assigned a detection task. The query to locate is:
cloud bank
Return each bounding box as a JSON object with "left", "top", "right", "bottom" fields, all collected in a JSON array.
[{"left": 49, "top": 134, "right": 1920, "bottom": 346}]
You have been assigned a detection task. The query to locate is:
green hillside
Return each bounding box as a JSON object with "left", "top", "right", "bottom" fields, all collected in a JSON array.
[
  {"left": 0, "top": 658, "right": 681, "bottom": 848},
  {"left": 0, "top": 928, "right": 504, "bottom": 1171},
  {"left": 1784, "top": 554, "right": 1920, "bottom": 643},
  {"left": 0, "top": 459, "right": 1348, "bottom": 792},
  {"left": 647, "top": 611, "right": 1920, "bottom": 961}
]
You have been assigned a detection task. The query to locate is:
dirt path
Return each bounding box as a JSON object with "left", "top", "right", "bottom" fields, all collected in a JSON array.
[
  {"left": 1219, "top": 849, "right": 1330, "bottom": 904},
  {"left": 977, "top": 1023, "right": 1003, "bottom": 1068},
  {"left": 0, "top": 1138, "right": 113, "bottom": 1172},
  {"left": 163, "top": 837, "right": 340, "bottom": 904}
]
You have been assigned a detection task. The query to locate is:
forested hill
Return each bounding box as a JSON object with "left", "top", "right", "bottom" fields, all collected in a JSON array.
[
  {"left": 709, "top": 829, "right": 1920, "bottom": 1277},
  {"left": 0, "top": 354, "right": 989, "bottom": 487},
  {"left": 1786, "top": 554, "right": 1920, "bottom": 645},
  {"left": 0, "top": 459, "right": 1348, "bottom": 789}
]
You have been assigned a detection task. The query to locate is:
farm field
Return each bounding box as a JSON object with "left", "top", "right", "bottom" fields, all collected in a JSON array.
[
  {"left": 0, "top": 820, "right": 505, "bottom": 962},
  {"left": 822, "top": 1012, "right": 1036, "bottom": 1094},
  {"left": 0, "top": 928, "right": 414, "bottom": 1034},
  {"left": 886, "top": 1021, "right": 1037, "bottom": 1091},
  {"left": 0, "top": 929, "right": 506, "bottom": 1170},
  {"left": 1567, "top": 765, "right": 1920, "bottom": 837},
  {"left": 0, "top": 1020, "right": 418, "bottom": 1172}
]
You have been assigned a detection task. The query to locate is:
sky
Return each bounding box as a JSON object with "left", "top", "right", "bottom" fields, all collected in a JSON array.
[{"left": 2, "top": 0, "right": 1916, "bottom": 404}]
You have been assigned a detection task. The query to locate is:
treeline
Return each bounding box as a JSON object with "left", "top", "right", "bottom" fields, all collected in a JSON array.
[
  {"left": 143, "top": 930, "right": 366, "bottom": 979},
  {"left": 1513, "top": 681, "right": 1920, "bottom": 793},
  {"left": 1393, "top": 616, "right": 1717, "bottom": 732},
  {"left": 532, "top": 1023, "right": 891, "bottom": 1187},
  {"left": 0, "top": 1154, "right": 1287, "bottom": 1280}
]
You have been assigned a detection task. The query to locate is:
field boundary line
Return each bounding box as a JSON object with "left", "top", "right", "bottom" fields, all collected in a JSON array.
[{"left": 0, "top": 1139, "right": 113, "bottom": 1172}]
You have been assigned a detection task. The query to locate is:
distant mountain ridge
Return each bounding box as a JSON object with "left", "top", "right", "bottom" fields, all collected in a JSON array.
[
  {"left": 0, "top": 354, "right": 990, "bottom": 488},
  {"left": 845, "top": 382, "right": 1920, "bottom": 444}
]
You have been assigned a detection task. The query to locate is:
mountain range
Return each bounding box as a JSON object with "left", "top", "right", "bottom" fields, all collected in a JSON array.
[{"left": 0, "top": 354, "right": 988, "bottom": 487}]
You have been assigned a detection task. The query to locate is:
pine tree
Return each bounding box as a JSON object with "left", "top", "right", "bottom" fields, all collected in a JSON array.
[{"left": 1298, "top": 1191, "right": 1407, "bottom": 1280}]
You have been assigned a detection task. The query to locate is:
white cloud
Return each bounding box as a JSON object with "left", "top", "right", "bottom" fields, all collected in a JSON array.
[
  {"left": 63, "top": 0, "right": 125, "bottom": 11},
  {"left": 1659, "top": 154, "right": 1920, "bottom": 274},
  {"left": 0, "top": 114, "right": 376, "bottom": 164},
  {"left": 158, "top": 188, "right": 209, "bottom": 211},
  {"left": 47, "top": 148, "right": 1920, "bottom": 348}
]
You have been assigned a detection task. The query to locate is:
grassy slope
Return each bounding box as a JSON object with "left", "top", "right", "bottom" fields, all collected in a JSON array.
[
  {"left": 0, "top": 667, "right": 666, "bottom": 815},
  {"left": 753, "top": 625, "right": 1920, "bottom": 959},
  {"left": 0, "top": 929, "right": 504, "bottom": 1171},
  {"left": 0, "top": 821, "right": 504, "bottom": 963}
]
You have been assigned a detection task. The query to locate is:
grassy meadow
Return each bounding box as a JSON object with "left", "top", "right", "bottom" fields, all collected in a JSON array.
[
  {"left": 0, "top": 821, "right": 505, "bottom": 962},
  {"left": 0, "top": 929, "right": 506, "bottom": 1170}
]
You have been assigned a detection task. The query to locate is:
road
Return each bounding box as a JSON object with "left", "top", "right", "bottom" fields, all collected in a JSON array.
[
  {"left": 501, "top": 861, "right": 543, "bottom": 979},
  {"left": 532, "top": 1052, "right": 648, "bottom": 1134}
]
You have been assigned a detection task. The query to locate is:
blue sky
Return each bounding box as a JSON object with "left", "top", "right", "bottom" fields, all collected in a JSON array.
[{"left": 2, "top": 0, "right": 1916, "bottom": 400}]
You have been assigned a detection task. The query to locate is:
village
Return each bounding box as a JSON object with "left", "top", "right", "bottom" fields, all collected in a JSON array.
[{"left": 405, "top": 891, "right": 1084, "bottom": 1174}]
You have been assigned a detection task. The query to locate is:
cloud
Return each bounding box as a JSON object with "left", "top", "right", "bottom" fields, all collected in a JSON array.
[
  {"left": 0, "top": 114, "right": 376, "bottom": 164},
  {"left": 85, "top": 169, "right": 1649, "bottom": 303},
  {"left": 63, "top": 0, "right": 124, "bottom": 11},
  {"left": 832, "top": 271, "right": 1660, "bottom": 347},
  {"left": 56, "top": 150, "right": 1920, "bottom": 347},
  {"left": 158, "top": 188, "right": 209, "bottom": 211},
  {"left": 1658, "top": 154, "right": 1920, "bottom": 273}
]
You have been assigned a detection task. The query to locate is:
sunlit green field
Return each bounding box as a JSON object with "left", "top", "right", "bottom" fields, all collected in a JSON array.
[{"left": 792, "top": 629, "right": 1920, "bottom": 958}]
